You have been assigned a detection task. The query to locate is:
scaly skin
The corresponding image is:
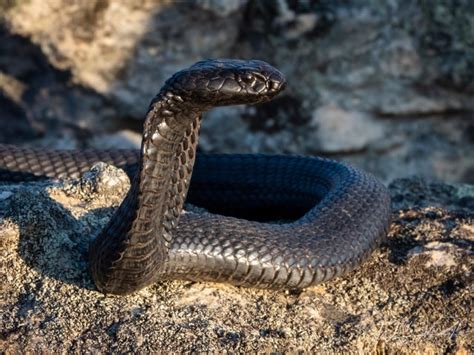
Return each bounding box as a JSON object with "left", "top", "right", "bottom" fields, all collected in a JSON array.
[{"left": 0, "top": 59, "right": 391, "bottom": 295}]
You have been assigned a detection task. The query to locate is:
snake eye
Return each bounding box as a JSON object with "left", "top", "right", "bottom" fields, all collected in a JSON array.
[{"left": 242, "top": 73, "right": 255, "bottom": 83}]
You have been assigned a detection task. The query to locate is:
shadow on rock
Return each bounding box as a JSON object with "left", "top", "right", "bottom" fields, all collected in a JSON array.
[{"left": 5, "top": 183, "right": 116, "bottom": 291}]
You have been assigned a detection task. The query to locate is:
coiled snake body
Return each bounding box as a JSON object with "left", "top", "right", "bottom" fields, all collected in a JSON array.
[{"left": 0, "top": 59, "right": 391, "bottom": 295}]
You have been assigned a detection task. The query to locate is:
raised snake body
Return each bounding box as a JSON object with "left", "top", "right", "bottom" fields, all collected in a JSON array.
[{"left": 0, "top": 59, "right": 391, "bottom": 295}]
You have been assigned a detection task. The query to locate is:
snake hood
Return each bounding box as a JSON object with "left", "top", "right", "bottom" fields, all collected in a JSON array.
[{"left": 160, "top": 59, "right": 287, "bottom": 108}]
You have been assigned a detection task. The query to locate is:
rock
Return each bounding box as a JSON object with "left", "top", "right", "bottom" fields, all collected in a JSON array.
[
  {"left": 408, "top": 241, "right": 460, "bottom": 268},
  {"left": 0, "top": 172, "right": 472, "bottom": 352},
  {"left": 0, "top": 24, "right": 114, "bottom": 143},
  {"left": 389, "top": 178, "right": 474, "bottom": 211},
  {"left": 66, "top": 162, "right": 131, "bottom": 198},
  {"left": 1, "top": 1, "right": 473, "bottom": 350},
  {"left": 310, "top": 103, "right": 384, "bottom": 152},
  {"left": 1, "top": 0, "right": 473, "bottom": 183},
  {"left": 195, "top": 0, "right": 248, "bottom": 17}
]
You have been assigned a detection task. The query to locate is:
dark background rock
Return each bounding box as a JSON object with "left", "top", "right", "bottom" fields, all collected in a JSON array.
[{"left": 1, "top": 0, "right": 473, "bottom": 182}]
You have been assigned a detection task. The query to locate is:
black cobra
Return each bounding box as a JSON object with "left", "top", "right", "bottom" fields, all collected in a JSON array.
[{"left": 0, "top": 59, "right": 391, "bottom": 295}]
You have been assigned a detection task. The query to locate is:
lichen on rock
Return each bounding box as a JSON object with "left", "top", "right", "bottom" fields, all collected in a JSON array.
[{"left": 0, "top": 168, "right": 472, "bottom": 353}]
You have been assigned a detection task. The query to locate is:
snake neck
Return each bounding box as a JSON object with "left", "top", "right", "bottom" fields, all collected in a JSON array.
[
  {"left": 133, "top": 93, "right": 202, "bottom": 245},
  {"left": 90, "top": 91, "right": 202, "bottom": 293}
]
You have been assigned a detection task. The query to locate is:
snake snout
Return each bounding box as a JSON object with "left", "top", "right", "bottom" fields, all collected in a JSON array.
[
  {"left": 268, "top": 76, "right": 286, "bottom": 93},
  {"left": 237, "top": 65, "right": 286, "bottom": 104}
]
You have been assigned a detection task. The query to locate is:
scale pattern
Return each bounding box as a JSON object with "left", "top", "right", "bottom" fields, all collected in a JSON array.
[{"left": 0, "top": 59, "right": 391, "bottom": 295}]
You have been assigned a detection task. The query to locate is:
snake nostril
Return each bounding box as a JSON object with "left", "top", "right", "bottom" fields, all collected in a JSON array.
[{"left": 270, "top": 80, "right": 282, "bottom": 91}]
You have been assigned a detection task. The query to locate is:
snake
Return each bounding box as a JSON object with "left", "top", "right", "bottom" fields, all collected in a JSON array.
[{"left": 0, "top": 59, "right": 391, "bottom": 295}]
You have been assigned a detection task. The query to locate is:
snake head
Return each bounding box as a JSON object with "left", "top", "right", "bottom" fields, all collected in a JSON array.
[{"left": 162, "top": 59, "right": 286, "bottom": 108}]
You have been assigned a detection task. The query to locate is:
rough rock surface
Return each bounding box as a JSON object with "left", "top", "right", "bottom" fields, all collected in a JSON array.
[
  {"left": 0, "top": 165, "right": 472, "bottom": 353},
  {"left": 1, "top": 0, "right": 473, "bottom": 183}
]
